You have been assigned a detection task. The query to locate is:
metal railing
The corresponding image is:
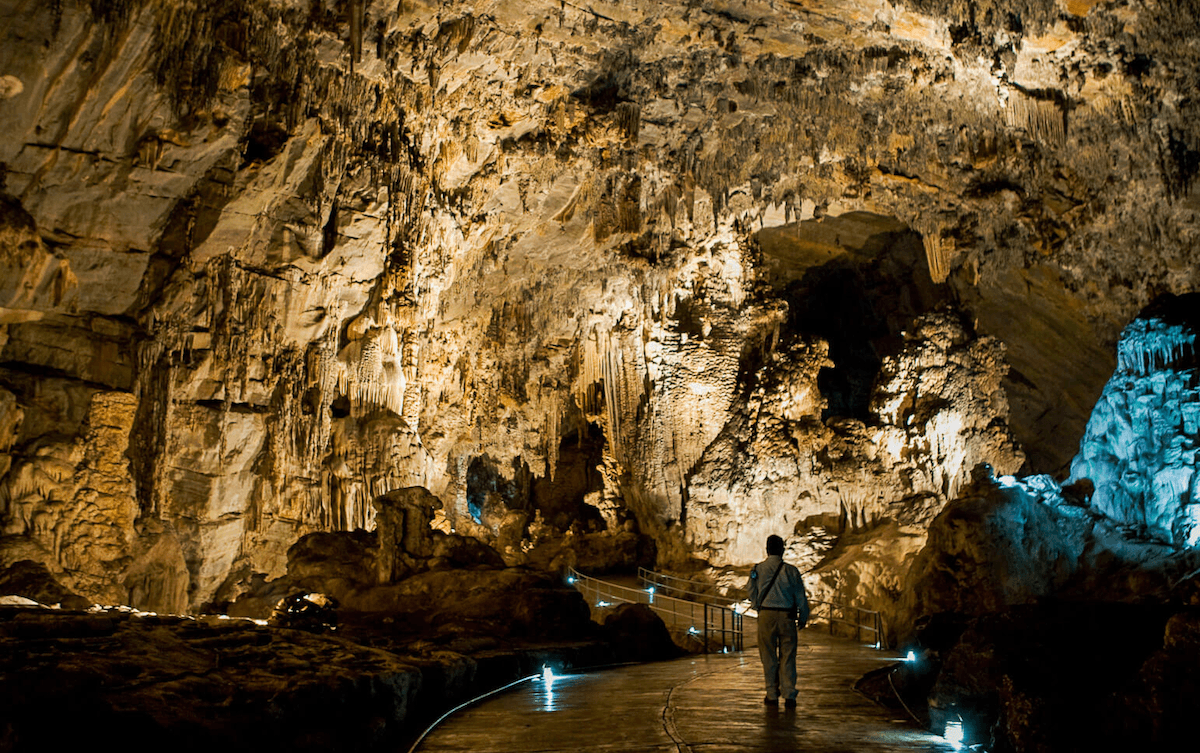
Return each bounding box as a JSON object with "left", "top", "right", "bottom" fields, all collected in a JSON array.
[
  {"left": 807, "top": 599, "right": 885, "bottom": 648},
  {"left": 568, "top": 567, "right": 743, "bottom": 653},
  {"left": 637, "top": 567, "right": 885, "bottom": 649},
  {"left": 637, "top": 567, "right": 742, "bottom": 607}
]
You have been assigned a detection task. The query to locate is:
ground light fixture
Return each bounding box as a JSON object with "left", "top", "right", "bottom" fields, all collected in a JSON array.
[{"left": 944, "top": 718, "right": 965, "bottom": 749}]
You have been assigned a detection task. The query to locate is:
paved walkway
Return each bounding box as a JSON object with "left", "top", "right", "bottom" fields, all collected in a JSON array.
[{"left": 416, "top": 630, "right": 955, "bottom": 752}]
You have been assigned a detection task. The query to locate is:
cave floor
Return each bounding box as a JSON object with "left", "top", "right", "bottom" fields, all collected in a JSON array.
[{"left": 417, "top": 630, "right": 955, "bottom": 752}]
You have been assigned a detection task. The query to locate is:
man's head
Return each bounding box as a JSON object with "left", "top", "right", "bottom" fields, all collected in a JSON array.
[{"left": 766, "top": 535, "right": 784, "bottom": 555}]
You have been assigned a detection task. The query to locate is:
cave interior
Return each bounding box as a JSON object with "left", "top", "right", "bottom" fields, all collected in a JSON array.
[{"left": 1, "top": 0, "right": 1199, "bottom": 751}]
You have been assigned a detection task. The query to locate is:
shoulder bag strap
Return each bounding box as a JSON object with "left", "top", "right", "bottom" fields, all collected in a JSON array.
[{"left": 758, "top": 562, "right": 784, "bottom": 607}]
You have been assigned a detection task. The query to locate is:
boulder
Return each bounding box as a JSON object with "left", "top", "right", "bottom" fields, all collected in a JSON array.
[
  {"left": 904, "top": 482, "right": 1086, "bottom": 620},
  {"left": 0, "top": 608, "right": 423, "bottom": 753},
  {"left": 285, "top": 529, "right": 379, "bottom": 591},
  {"left": 522, "top": 529, "right": 656, "bottom": 575},
  {"left": 603, "top": 603, "right": 685, "bottom": 662},
  {"left": 0, "top": 559, "right": 90, "bottom": 609},
  {"left": 429, "top": 531, "right": 507, "bottom": 570},
  {"left": 927, "top": 603, "right": 1175, "bottom": 752}
]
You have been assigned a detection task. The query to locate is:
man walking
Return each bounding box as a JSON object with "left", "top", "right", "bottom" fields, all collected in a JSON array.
[{"left": 747, "top": 534, "right": 809, "bottom": 707}]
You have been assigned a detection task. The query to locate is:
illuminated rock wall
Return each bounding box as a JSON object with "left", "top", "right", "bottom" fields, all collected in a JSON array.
[
  {"left": 688, "top": 312, "right": 1023, "bottom": 566},
  {"left": 1069, "top": 294, "right": 1200, "bottom": 546},
  {"left": 0, "top": 0, "right": 1198, "bottom": 610}
]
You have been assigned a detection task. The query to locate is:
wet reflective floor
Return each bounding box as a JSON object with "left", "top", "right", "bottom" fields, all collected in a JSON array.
[{"left": 416, "top": 630, "right": 956, "bottom": 752}]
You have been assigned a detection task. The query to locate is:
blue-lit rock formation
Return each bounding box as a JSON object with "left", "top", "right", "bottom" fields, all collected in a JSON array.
[{"left": 1069, "top": 294, "right": 1200, "bottom": 547}]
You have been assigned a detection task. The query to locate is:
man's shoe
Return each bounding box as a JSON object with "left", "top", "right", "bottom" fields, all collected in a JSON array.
[
  {"left": 763, "top": 697, "right": 779, "bottom": 706},
  {"left": 784, "top": 698, "right": 797, "bottom": 708}
]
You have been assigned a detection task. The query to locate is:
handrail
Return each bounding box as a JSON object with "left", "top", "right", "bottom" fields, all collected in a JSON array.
[
  {"left": 636, "top": 567, "right": 742, "bottom": 607},
  {"left": 567, "top": 567, "right": 743, "bottom": 653},
  {"left": 637, "top": 567, "right": 885, "bottom": 649}
]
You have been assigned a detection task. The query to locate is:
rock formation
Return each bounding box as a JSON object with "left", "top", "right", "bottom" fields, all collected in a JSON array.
[
  {"left": 1069, "top": 293, "right": 1200, "bottom": 546},
  {"left": 689, "top": 310, "right": 1022, "bottom": 569},
  {"left": 0, "top": 0, "right": 1198, "bottom": 623},
  {"left": 888, "top": 295, "right": 1200, "bottom": 748},
  {"left": 2, "top": 2, "right": 1200, "bottom": 751}
]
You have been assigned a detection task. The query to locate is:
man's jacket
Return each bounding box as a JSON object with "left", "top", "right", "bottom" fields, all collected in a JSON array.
[{"left": 747, "top": 555, "right": 808, "bottom": 616}]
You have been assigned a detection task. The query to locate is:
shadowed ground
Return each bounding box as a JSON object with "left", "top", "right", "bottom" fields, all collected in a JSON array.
[{"left": 416, "top": 629, "right": 956, "bottom": 752}]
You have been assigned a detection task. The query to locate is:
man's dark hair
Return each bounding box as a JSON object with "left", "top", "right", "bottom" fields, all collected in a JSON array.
[{"left": 766, "top": 535, "right": 784, "bottom": 555}]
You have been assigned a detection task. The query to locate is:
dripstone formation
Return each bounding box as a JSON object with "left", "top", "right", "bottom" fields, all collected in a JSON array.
[
  {"left": 1, "top": 3, "right": 1199, "bottom": 746},
  {"left": 2, "top": 0, "right": 1200, "bottom": 748},
  {"left": 4, "top": 0, "right": 1196, "bottom": 614}
]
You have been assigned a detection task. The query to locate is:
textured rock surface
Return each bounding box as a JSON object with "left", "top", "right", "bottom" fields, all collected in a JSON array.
[
  {"left": 0, "top": 608, "right": 423, "bottom": 752},
  {"left": 0, "top": 602, "right": 612, "bottom": 753},
  {"left": 924, "top": 602, "right": 1182, "bottom": 752},
  {"left": 1068, "top": 293, "right": 1200, "bottom": 546},
  {"left": 904, "top": 474, "right": 1200, "bottom": 632},
  {"left": 688, "top": 311, "right": 1022, "bottom": 568},
  {"left": 0, "top": 0, "right": 1198, "bottom": 609},
  {"left": 897, "top": 472, "right": 1200, "bottom": 749}
]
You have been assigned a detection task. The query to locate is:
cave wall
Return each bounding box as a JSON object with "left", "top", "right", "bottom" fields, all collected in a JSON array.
[
  {"left": 1069, "top": 294, "right": 1200, "bottom": 546},
  {"left": 1, "top": 0, "right": 1198, "bottom": 609}
]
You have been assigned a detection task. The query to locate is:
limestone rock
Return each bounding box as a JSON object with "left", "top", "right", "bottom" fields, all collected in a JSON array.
[
  {"left": 902, "top": 474, "right": 1200, "bottom": 638},
  {"left": 602, "top": 602, "right": 685, "bottom": 661},
  {"left": 905, "top": 480, "right": 1089, "bottom": 620},
  {"left": 374, "top": 486, "right": 443, "bottom": 582},
  {"left": 688, "top": 313, "right": 1023, "bottom": 567},
  {"left": 0, "top": 559, "right": 90, "bottom": 609},
  {"left": 926, "top": 603, "right": 1178, "bottom": 752},
  {"left": 1, "top": 0, "right": 1198, "bottom": 612},
  {"left": 285, "top": 529, "right": 379, "bottom": 591},
  {"left": 0, "top": 607, "right": 424, "bottom": 752},
  {"left": 1068, "top": 293, "right": 1200, "bottom": 546},
  {"left": 521, "top": 528, "right": 657, "bottom": 575}
]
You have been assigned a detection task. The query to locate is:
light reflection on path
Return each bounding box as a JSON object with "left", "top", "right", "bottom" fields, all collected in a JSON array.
[{"left": 417, "top": 631, "right": 959, "bottom": 752}]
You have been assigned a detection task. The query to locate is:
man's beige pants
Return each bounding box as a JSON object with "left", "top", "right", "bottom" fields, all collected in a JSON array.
[{"left": 757, "top": 609, "right": 798, "bottom": 700}]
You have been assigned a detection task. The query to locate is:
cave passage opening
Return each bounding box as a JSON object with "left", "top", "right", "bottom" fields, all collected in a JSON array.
[
  {"left": 755, "top": 211, "right": 949, "bottom": 420},
  {"left": 464, "top": 421, "right": 607, "bottom": 534}
]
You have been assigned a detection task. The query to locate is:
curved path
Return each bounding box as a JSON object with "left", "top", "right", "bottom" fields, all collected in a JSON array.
[{"left": 416, "top": 630, "right": 955, "bottom": 752}]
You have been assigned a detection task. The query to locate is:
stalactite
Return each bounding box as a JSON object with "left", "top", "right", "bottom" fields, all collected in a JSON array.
[
  {"left": 545, "top": 395, "right": 560, "bottom": 481},
  {"left": 913, "top": 219, "right": 952, "bottom": 284},
  {"left": 1117, "top": 319, "right": 1198, "bottom": 375},
  {"left": 435, "top": 14, "right": 476, "bottom": 56},
  {"left": 1005, "top": 93, "right": 1066, "bottom": 147},
  {"left": 615, "top": 101, "right": 640, "bottom": 141},
  {"left": 349, "top": 0, "right": 363, "bottom": 67},
  {"left": 576, "top": 328, "right": 646, "bottom": 465},
  {"left": 400, "top": 336, "right": 422, "bottom": 430}
]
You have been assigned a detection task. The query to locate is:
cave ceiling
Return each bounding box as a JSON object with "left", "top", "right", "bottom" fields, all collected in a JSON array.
[{"left": 0, "top": 0, "right": 1197, "bottom": 610}]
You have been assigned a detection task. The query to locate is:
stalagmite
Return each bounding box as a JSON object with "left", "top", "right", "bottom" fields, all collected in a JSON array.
[
  {"left": 0, "top": 0, "right": 1196, "bottom": 616},
  {"left": 1070, "top": 296, "right": 1200, "bottom": 546}
]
